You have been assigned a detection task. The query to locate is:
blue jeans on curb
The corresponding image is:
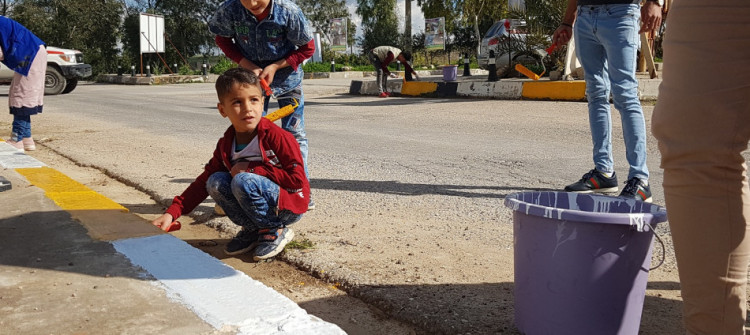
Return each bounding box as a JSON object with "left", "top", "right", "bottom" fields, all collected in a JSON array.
[
  {"left": 575, "top": 4, "right": 649, "bottom": 181},
  {"left": 206, "top": 172, "right": 302, "bottom": 230},
  {"left": 11, "top": 114, "right": 31, "bottom": 141},
  {"left": 264, "top": 87, "right": 308, "bottom": 178}
]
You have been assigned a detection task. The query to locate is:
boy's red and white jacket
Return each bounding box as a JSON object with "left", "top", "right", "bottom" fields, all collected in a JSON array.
[{"left": 165, "top": 118, "right": 309, "bottom": 220}]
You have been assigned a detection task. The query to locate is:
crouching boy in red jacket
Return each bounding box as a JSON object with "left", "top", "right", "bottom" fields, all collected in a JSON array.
[{"left": 152, "top": 68, "right": 310, "bottom": 261}]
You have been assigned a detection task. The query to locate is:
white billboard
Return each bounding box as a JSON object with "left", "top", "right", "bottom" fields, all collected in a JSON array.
[{"left": 139, "top": 13, "right": 165, "bottom": 53}]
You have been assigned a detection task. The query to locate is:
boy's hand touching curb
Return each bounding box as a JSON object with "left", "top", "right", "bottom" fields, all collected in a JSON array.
[{"left": 152, "top": 213, "right": 174, "bottom": 231}]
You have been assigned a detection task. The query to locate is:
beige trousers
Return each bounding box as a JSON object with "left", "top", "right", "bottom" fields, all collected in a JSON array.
[
  {"left": 10, "top": 45, "right": 47, "bottom": 110},
  {"left": 651, "top": 1, "right": 750, "bottom": 334}
]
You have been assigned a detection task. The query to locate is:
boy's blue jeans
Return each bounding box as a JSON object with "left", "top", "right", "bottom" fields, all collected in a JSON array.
[
  {"left": 11, "top": 115, "right": 31, "bottom": 141},
  {"left": 264, "top": 87, "right": 308, "bottom": 178},
  {"left": 206, "top": 172, "right": 302, "bottom": 230},
  {"left": 575, "top": 4, "right": 649, "bottom": 181}
]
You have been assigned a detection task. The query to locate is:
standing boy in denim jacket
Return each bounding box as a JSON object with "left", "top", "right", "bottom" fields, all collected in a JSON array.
[
  {"left": 152, "top": 68, "right": 309, "bottom": 260},
  {"left": 209, "top": 0, "right": 314, "bottom": 198}
]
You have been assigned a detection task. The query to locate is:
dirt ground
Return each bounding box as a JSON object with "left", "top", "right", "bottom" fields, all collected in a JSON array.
[
  {"left": 26, "top": 142, "right": 701, "bottom": 335},
  {"left": 25, "top": 145, "right": 417, "bottom": 335}
]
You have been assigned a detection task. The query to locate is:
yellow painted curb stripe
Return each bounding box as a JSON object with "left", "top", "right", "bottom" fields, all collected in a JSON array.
[
  {"left": 522, "top": 81, "right": 586, "bottom": 101},
  {"left": 15, "top": 167, "right": 128, "bottom": 212},
  {"left": 401, "top": 81, "right": 438, "bottom": 96}
]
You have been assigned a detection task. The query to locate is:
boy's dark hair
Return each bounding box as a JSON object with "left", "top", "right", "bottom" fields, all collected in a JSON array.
[
  {"left": 215, "top": 67, "right": 260, "bottom": 99},
  {"left": 401, "top": 50, "right": 412, "bottom": 62}
]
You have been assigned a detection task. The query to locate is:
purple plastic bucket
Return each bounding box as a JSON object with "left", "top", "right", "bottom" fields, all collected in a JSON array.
[
  {"left": 442, "top": 65, "right": 458, "bottom": 81},
  {"left": 504, "top": 191, "right": 667, "bottom": 335}
]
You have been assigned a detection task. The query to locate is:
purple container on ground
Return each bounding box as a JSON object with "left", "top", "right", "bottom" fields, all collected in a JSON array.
[
  {"left": 442, "top": 65, "right": 458, "bottom": 81},
  {"left": 504, "top": 191, "right": 667, "bottom": 335}
]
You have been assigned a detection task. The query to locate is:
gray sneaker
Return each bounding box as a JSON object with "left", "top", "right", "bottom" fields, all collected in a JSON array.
[
  {"left": 224, "top": 227, "right": 259, "bottom": 256},
  {"left": 253, "top": 227, "right": 294, "bottom": 261}
]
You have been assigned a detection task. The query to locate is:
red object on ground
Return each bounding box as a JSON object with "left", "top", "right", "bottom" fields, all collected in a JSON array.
[
  {"left": 166, "top": 221, "right": 182, "bottom": 232},
  {"left": 378, "top": 92, "right": 388, "bottom": 98}
]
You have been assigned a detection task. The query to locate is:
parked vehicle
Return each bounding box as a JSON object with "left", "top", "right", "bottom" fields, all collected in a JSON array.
[
  {"left": 0, "top": 46, "right": 92, "bottom": 95},
  {"left": 478, "top": 19, "right": 527, "bottom": 70}
]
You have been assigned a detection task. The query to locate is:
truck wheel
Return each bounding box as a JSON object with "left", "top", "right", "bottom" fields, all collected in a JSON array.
[
  {"left": 44, "top": 66, "right": 66, "bottom": 95},
  {"left": 61, "top": 79, "right": 78, "bottom": 94}
]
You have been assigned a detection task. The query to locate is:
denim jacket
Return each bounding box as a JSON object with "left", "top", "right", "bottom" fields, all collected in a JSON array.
[{"left": 209, "top": 0, "right": 313, "bottom": 96}]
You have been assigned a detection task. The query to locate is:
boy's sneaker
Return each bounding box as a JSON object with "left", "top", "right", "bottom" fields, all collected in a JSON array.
[
  {"left": 308, "top": 199, "right": 316, "bottom": 211},
  {"left": 378, "top": 92, "right": 388, "bottom": 98},
  {"left": 224, "top": 227, "right": 260, "bottom": 256},
  {"left": 253, "top": 227, "right": 294, "bottom": 261},
  {"left": 564, "top": 169, "right": 619, "bottom": 193},
  {"left": 619, "top": 177, "right": 652, "bottom": 203}
]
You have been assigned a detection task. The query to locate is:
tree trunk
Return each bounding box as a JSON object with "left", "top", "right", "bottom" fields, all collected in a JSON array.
[{"left": 405, "top": 0, "right": 412, "bottom": 52}]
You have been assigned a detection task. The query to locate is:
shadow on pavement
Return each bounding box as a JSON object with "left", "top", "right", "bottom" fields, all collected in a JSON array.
[{"left": 311, "top": 178, "right": 559, "bottom": 199}]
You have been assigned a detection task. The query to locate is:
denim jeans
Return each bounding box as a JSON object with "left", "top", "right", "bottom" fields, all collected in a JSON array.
[
  {"left": 206, "top": 172, "right": 302, "bottom": 230},
  {"left": 367, "top": 51, "right": 388, "bottom": 94},
  {"left": 264, "top": 87, "right": 308, "bottom": 178},
  {"left": 11, "top": 114, "right": 31, "bottom": 141},
  {"left": 575, "top": 4, "right": 648, "bottom": 181}
]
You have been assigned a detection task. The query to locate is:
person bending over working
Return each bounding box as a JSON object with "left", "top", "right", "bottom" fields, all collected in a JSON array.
[
  {"left": 152, "top": 68, "right": 310, "bottom": 261},
  {"left": 552, "top": 0, "right": 662, "bottom": 202},
  {"left": 1, "top": 16, "right": 47, "bottom": 152},
  {"left": 367, "top": 46, "right": 420, "bottom": 98}
]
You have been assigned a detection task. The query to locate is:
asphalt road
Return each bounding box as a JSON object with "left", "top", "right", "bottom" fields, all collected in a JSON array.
[{"left": 5, "top": 79, "right": 697, "bottom": 334}]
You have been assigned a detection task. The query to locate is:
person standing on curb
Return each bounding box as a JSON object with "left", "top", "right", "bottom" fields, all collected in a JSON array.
[
  {"left": 209, "top": 0, "right": 316, "bottom": 209},
  {"left": 1, "top": 16, "right": 46, "bottom": 152},
  {"left": 552, "top": 0, "right": 662, "bottom": 202},
  {"left": 652, "top": 1, "right": 750, "bottom": 333},
  {"left": 367, "top": 46, "right": 419, "bottom": 98}
]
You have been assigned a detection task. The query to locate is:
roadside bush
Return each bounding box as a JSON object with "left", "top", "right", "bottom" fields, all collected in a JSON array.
[{"left": 211, "top": 57, "right": 237, "bottom": 75}]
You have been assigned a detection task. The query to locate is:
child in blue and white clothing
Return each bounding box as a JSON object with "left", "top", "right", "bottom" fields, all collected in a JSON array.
[
  {"left": 0, "top": 16, "right": 46, "bottom": 152},
  {"left": 209, "top": 0, "right": 315, "bottom": 211}
]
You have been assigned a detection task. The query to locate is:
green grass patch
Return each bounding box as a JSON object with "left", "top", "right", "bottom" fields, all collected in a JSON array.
[{"left": 286, "top": 238, "right": 315, "bottom": 250}]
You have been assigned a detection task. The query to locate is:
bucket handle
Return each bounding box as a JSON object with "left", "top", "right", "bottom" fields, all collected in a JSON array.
[{"left": 645, "top": 221, "right": 665, "bottom": 271}]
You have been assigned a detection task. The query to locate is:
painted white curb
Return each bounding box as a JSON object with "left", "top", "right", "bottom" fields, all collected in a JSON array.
[
  {"left": 113, "top": 234, "right": 346, "bottom": 335},
  {"left": 0, "top": 142, "right": 45, "bottom": 168}
]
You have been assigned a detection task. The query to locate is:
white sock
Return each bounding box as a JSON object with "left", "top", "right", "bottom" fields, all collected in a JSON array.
[{"left": 599, "top": 170, "right": 613, "bottom": 178}]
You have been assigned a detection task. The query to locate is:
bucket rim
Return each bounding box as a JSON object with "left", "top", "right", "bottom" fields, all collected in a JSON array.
[{"left": 504, "top": 191, "right": 668, "bottom": 228}]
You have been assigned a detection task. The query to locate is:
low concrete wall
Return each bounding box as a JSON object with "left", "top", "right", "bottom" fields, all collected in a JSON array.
[{"left": 353, "top": 77, "right": 661, "bottom": 101}]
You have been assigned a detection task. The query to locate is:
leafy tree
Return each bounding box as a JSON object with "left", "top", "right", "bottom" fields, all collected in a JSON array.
[
  {"left": 11, "top": 0, "right": 124, "bottom": 75},
  {"left": 356, "top": 0, "right": 400, "bottom": 52},
  {"left": 506, "top": 0, "right": 567, "bottom": 70},
  {"left": 296, "top": 0, "right": 355, "bottom": 53},
  {"left": 417, "top": 0, "right": 507, "bottom": 55}
]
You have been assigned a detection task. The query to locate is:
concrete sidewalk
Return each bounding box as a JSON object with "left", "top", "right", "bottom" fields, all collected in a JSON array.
[{"left": 0, "top": 141, "right": 344, "bottom": 334}]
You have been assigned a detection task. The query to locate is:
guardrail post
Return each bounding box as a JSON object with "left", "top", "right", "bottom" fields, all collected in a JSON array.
[
  {"left": 488, "top": 50, "right": 498, "bottom": 82},
  {"left": 463, "top": 53, "right": 471, "bottom": 76}
]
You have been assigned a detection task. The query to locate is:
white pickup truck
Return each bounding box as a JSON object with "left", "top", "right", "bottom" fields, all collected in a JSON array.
[{"left": 0, "top": 46, "right": 92, "bottom": 95}]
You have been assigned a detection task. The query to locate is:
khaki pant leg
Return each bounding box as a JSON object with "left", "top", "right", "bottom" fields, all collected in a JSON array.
[{"left": 652, "top": 1, "right": 750, "bottom": 334}]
